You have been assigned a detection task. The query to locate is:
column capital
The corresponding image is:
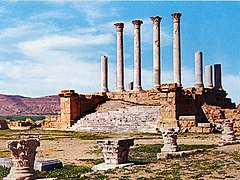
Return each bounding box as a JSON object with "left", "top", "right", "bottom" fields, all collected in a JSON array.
[
  {"left": 171, "top": 12, "right": 182, "bottom": 23},
  {"left": 150, "top": 16, "right": 162, "bottom": 24},
  {"left": 114, "top": 22, "right": 124, "bottom": 32},
  {"left": 132, "top": 20, "right": 143, "bottom": 29}
]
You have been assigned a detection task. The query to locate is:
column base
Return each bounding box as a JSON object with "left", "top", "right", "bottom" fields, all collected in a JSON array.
[
  {"left": 153, "top": 84, "right": 161, "bottom": 90},
  {"left": 116, "top": 87, "right": 125, "bottom": 92},
  {"left": 134, "top": 86, "right": 142, "bottom": 91},
  {"left": 101, "top": 88, "right": 109, "bottom": 93},
  {"left": 194, "top": 82, "right": 204, "bottom": 89}
]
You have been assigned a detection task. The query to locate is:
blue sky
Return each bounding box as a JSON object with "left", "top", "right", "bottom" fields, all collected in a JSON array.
[{"left": 0, "top": 1, "right": 239, "bottom": 103}]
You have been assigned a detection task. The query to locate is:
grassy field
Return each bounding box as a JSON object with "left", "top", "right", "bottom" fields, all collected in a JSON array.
[{"left": 0, "top": 130, "right": 239, "bottom": 179}]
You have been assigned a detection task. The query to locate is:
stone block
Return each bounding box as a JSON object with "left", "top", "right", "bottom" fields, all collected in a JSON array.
[
  {"left": 198, "top": 123, "right": 211, "bottom": 128},
  {"left": 0, "top": 158, "right": 63, "bottom": 172}
]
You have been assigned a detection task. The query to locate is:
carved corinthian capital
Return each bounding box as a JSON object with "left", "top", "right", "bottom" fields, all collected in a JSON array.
[
  {"left": 150, "top": 16, "right": 162, "bottom": 25},
  {"left": 171, "top": 12, "right": 182, "bottom": 23},
  {"left": 114, "top": 22, "right": 124, "bottom": 32},
  {"left": 132, "top": 20, "right": 143, "bottom": 29}
]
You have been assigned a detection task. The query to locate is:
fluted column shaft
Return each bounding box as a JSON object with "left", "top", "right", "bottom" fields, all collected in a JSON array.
[
  {"left": 171, "top": 12, "right": 182, "bottom": 87},
  {"left": 150, "top": 16, "right": 162, "bottom": 89},
  {"left": 194, "top": 51, "right": 204, "bottom": 88},
  {"left": 101, "top": 56, "right": 108, "bottom": 92},
  {"left": 114, "top": 22, "right": 124, "bottom": 92},
  {"left": 132, "top": 20, "right": 143, "bottom": 91},
  {"left": 205, "top": 65, "right": 213, "bottom": 88},
  {"left": 214, "top": 64, "right": 223, "bottom": 90}
]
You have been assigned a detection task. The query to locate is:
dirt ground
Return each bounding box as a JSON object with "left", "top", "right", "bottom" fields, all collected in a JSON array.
[{"left": 0, "top": 131, "right": 239, "bottom": 179}]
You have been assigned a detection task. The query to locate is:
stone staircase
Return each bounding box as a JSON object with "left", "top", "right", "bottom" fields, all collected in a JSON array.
[{"left": 67, "top": 106, "right": 161, "bottom": 133}]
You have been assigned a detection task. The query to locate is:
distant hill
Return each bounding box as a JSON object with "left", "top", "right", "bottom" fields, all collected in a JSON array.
[{"left": 0, "top": 94, "right": 60, "bottom": 116}]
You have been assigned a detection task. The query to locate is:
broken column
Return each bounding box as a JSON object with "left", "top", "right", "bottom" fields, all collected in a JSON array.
[
  {"left": 114, "top": 22, "right": 125, "bottom": 92},
  {"left": 101, "top": 55, "right": 109, "bottom": 92},
  {"left": 132, "top": 20, "right": 143, "bottom": 91},
  {"left": 97, "top": 138, "right": 134, "bottom": 164},
  {"left": 220, "top": 119, "right": 236, "bottom": 144},
  {"left": 214, "top": 64, "right": 223, "bottom": 90},
  {"left": 205, "top": 65, "right": 214, "bottom": 88},
  {"left": 171, "top": 12, "right": 182, "bottom": 87},
  {"left": 160, "top": 127, "right": 179, "bottom": 153},
  {"left": 150, "top": 16, "right": 162, "bottom": 89},
  {"left": 194, "top": 51, "right": 204, "bottom": 88},
  {"left": 4, "top": 139, "right": 40, "bottom": 180}
]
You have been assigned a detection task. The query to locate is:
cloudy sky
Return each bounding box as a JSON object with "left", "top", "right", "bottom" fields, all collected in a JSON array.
[{"left": 0, "top": 1, "right": 239, "bottom": 103}]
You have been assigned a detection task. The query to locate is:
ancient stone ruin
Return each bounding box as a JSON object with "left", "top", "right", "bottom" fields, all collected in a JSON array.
[
  {"left": 160, "top": 127, "right": 180, "bottom": 153},
  {"left": 4, "top": 138, "right": 40, "bottom": 180},
  {"left": 42, "top": 13, "right": 239, "bottom": 134},
  {"left": 92, "top": 138, "right": 134, "bottom": 171}
]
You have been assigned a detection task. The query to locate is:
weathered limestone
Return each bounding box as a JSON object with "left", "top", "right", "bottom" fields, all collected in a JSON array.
[
  {"left": 59, "top": 90, "right": 80, "bottom": 129},
  {"left": 4, "top": 139, "right": 40, "bottom": 180},
  {"left": 97, "top": 138, "right": 134, "bottom": 164},
  {"left": 114, "top": 22, "right": 125, "bottom": 92},
  {"left": 171, "top": 12, "right": 182, "bottom": 87},
  {"left": 194, "top": 51, "right": 204, "bottom": 88},
  {"left": 220, "top": 119, "right": 236, "bottom": 144},
  {"left": 160, "top": 127, "right": 179, "bottom": 153},
  {"left": 205, "top": 65, "right": 214, "bottom": 88},
  {"left": 214, "top": 64, "right": 223, "bottom": 90},
  {"left": 101, "top": 55, "right": 109, "bottom": 92},
  {"left": 150, "top": 16, "right": 162, "bottom": 89},
  {"left": 132, "top": 20, "right": 143, "bottom": 91}
]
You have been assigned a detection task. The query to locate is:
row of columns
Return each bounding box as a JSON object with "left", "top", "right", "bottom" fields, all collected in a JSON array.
[
  {"left": 101, "top": 13, "right": 223, "bottom": 92},
  {"left": 194, "top": 51, "right": 223, "bottom": 90}
]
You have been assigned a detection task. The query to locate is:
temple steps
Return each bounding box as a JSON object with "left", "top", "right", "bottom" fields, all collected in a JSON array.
[{"left": 67, "top": 105, "right": 161, "bottom": 133}]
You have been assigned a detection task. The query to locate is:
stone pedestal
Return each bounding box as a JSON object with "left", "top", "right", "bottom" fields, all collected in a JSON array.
[
  {"left": 97, "top": 138, "right": 134, "bottom": 164},
  {"left": 4, "top": 139, "right": 40, "bottom": 180},
  {"left": 171, "top": 12, "right": 182, "bottom": 87},
  {"left": 150, "top": 16, "right": 162, "bottom": 89},
  {"left": 132, "top": 20, "right": 143, "bottom": 91},
  {"left": 220, "top": 119, "right": 236, "bottom": 144},
  {"left": 205, "top": 65, "right": 213, "bottom": 88},
  {"left": 160, "top": 127, "right": 179, "bottom": 153},
  {"left": 101, "top": 55, "right": 109, "bottom": 92},
  {"left": 114, "top": 22, "right": 125, "bottom": 92},
  {"left": 194, "top": 51, "right": 204, "bottom": 88}
]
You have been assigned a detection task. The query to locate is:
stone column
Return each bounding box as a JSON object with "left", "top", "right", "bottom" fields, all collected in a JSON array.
[
  {"left": 214, "top": 64, "right": 223, "bottom": 90},
  {"left": 205, "top": 65, "right": 214, "bottom": 88},
  {"left": 150, "top": 16, "right": 162, "bottom": 89},
  {"left": 171, "top": 12, "right": 182, "bottom": 87},
  {"left": 132, "top": 20, "right": 143, "bottom": 91},
  {"left": 114, "top": 22, "right": 125, "bottom": 92},
  {"left": 194, "top": 51, "right": 204, "bottom": 88},
  {"left": 220, "top": 119, "right": 236, "bottom": 144},
  {"left": 4, "top": 139, "right": 40, "bottom": 180},
  {"left": 160, "top": 127, "right": 179, "bottom": 153},
  {"left": 101, "top": 55, "right": 109, "bottom": 92}
]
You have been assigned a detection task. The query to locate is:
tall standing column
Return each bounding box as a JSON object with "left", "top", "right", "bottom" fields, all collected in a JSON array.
[
  {"left": 194, "top": 51, "right": 204, "bottom": 88},
  {"left": 150, "top": 16, "right": 162, "bottom": 89},
  {"left": 132, "top": 20, "right": 143, "bottom": 91},
  {"left": 171, "top": 12, "right": 182, "bottom": 87},
  {"left": 214, "top": 64, "right": 223, "bottom": 90},
  {"left": 101, "top": 55, "right": 109, "bottom": 92},
  {"left": 114, "top": 22, "right": 124, "bottom": 92},
  {"left": 205, "top": 65, "right": 213, "bottom": 88}
]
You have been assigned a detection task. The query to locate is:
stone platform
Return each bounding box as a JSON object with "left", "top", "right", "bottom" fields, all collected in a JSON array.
[
  {"left": 92, "top": 162, "right": 134, "bottom": 171},
  {"left": 157, "top": 149, "right": 203, "bottom": 159},
  {"left": 0, "top": 157, "right": 63, "bottom": 172}
]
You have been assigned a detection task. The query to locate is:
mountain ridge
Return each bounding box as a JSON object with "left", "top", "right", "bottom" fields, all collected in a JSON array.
[{"left": 0, "top": 94, "right": 60, "bottom": 116}]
